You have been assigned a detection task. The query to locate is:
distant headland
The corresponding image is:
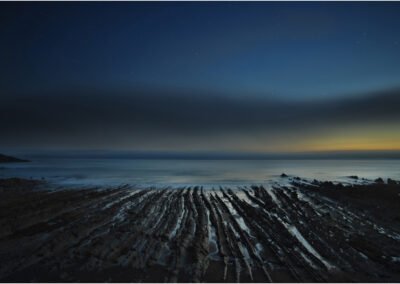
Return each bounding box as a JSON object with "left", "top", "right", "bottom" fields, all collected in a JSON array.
[{"left": 0, "top": 154, "right": 30, "bottom": 163}]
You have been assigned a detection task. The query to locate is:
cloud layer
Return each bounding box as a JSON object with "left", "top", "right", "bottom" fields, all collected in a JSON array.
[{"left": 1, "top": 88, "right": 400, "bottom": 151}]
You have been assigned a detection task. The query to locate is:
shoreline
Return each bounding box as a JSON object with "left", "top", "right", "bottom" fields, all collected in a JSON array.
[{"left": 0, "top": 176, "right": 400, "bottom": 282}]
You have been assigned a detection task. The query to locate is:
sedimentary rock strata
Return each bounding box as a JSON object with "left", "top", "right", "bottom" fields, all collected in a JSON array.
[{"left": 0, "top": 178, "right": 399, "bottom": 282}]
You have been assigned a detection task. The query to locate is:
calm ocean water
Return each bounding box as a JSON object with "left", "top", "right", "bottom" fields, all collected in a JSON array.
[{"left": 1, "top": 158, "right": 400, "bottom": 187}]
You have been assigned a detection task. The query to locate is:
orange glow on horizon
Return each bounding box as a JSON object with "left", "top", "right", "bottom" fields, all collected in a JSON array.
[{"left": 250, "top": 126, "right": 400, "bottom": 153}]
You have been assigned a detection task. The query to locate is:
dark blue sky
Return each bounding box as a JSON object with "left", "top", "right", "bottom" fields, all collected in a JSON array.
[
  {"left": 1, "top": 2, "right": 400, "bottom": 99},
  {"left": 1, "top": 2, "right": 400, "bottom": 153}
]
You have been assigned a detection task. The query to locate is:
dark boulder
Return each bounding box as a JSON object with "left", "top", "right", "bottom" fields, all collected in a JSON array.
[
  {"left": 348, "top": 175, "right": 359, "bottom": 179},
  {"left": 387, "top": 178, "right": 397, "bottom": 185},
  {"left": 280, "top": 173, "right": 288, "bottom": 178},
  {"left": 322, "top": 181, "right": 334, "bottom": 187},
  {"left": 374, "top": 177, "right": 384, "bottom": 183}
]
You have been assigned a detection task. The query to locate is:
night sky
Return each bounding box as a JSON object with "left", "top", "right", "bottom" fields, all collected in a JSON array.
[{"left": 1, "top": 2, "right": 400, "bottom": 154}]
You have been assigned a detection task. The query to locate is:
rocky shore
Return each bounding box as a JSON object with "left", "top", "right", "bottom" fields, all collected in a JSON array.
[{"left": 0, "top": 177, "right": 399, "bottom": 282}]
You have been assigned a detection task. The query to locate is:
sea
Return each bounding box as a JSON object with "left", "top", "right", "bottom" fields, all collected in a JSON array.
[{"left": 1, "top": 158, "right": 400, "bottom": 188}]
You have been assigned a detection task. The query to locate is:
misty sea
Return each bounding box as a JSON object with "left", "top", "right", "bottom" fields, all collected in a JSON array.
[{"left": 1, "top": 158, "right": 400, "bottom": 187}]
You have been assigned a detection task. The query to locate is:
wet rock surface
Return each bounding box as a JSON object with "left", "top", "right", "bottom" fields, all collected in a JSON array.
[{"left": 0, "top": 177, "right": 400, "bottom": 282}]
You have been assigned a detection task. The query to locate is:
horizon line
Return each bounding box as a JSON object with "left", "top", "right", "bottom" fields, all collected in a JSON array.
[{"left": 7, "top": 149, "right": 400, "bottom": 160}]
